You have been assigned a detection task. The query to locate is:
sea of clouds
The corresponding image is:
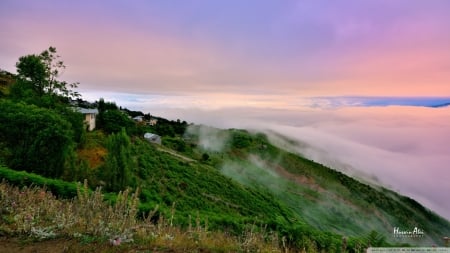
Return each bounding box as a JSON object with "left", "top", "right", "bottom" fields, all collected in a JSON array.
[
  {"left": 82, "top": 91, "right": 450, "bottom": 220},
  {"left": 152, "top": 105, "right": 450, "bottom": 221}
]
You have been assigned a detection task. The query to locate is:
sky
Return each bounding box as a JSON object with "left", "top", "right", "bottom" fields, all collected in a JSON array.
[{"left": 1, "top": 1, "right": 450, "bottom": 220}]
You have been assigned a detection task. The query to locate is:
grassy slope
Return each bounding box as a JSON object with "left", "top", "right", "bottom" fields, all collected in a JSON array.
[
  {"left": 76, "top": 132, "right": 301, "bottom": 233},
  {"left": 190, "top": 127, "right": 450, "bottom": 246},
  {"left": 80, "top": 126, "right": 450, "bottom": 246},
  {"left": 1, "top": 132, "right": 339, "bottom": 250},
  {"left": 2, "top": 124, "right": 449, "bottom": 249},
  {"left": 131, "top": 137, "right": 296, "bottom": 229},
  {"left": 0, "top": 179, "right": 282, "bottom": 252}
]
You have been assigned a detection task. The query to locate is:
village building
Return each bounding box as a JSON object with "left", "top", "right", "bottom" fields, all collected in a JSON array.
[
  {"left": 133, "top": 116, "right": 144, "bottom": 122},
  {"left": 75, "top": 108, "right": 98, "bottom": 131},
  {"left": 148, "top": 118, "right": 158, "bottom": 126},
  {"left": 144, "top": 132, "right": 161, "bottom": 145}
]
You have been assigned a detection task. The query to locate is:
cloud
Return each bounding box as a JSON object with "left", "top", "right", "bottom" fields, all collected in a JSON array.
[
  {"left": 2, "top": 1, "right": 450, "bottom": 96},
  {"left": 145, "top": 104, "right": 450, "bottom": 221},
  {"left": 185, "top": 125, "right": 230, "bottom": 153}
]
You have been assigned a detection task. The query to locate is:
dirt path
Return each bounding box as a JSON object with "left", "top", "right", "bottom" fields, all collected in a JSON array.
[{"left": 156, "top": 147, "right": 195, "bottom": 163}]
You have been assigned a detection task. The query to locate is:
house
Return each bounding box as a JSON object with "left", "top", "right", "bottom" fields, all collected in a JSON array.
[
  {"left": 144, "top": 132, "right": 161, "bottom": 145},
  {"left": 133, "top": 116, "right": 144, "bottom": 122},
  {"left": 147, "top": 118, "right": 158, "bottom": 126},
  {"left": 76, "top": 108, "right": 98, "bottom": 131}
]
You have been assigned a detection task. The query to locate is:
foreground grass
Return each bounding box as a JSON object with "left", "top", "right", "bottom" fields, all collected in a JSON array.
[{"left": 0, "top": 180, "right": 284, "bottom": 252}]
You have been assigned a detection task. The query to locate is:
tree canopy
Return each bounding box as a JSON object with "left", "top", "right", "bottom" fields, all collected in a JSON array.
[
  {"left": 0, "top": 47, "right": 85, "bottom": 179},
  {"left": 0, "top": 100, "right": 74, "bottom": 177},
  {"left": 12, "top": 46, "right": 79, "bottom": 106},
  {"left": 100, "top": 129, "right": 133, "bottom": 191}
]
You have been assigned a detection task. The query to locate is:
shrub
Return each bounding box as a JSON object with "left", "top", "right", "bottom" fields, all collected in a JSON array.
[{"left": 0, "top": 100, "right": 74, "bottom": 178}]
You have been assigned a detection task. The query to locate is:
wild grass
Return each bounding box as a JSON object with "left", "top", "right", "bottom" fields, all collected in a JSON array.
[{"left": 0, "top": 180, "right": 285, "bottom": 252}]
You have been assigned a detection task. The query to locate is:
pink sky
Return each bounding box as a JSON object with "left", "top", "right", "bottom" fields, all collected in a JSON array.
[
  {"left": 1, "top": 1, "right": 450, "bottom": 220},
  {"left": 1, "top": 1, "right": 450, "bottom": 99}
]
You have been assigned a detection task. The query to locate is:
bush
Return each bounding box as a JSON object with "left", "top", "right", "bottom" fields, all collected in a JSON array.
[
  {"left": 0, "top": 100, "right": 74, "bottom": 178},
  {"left": 0, "top": 165, "right": 78, "bottom": 198},
  {"left": 231, "top": 130, "right": 253, "bottom": 149},
  {"left": 96, "top": 109, "right": 135, "bottom": 134}
]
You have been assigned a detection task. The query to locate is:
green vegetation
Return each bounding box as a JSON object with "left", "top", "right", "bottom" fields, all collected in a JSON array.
[
  {"left": 100, "top": 129, "right": 133, "bottom": 191},
  {"left": 0, "top": 166, "right": 79, "bottom": 199},
  {"left": 96, "top": 99, "right": 135, "bottom": 135},
  {"left": 0, "top": 100, "right": 75, "bottom": 178},
  {"left": 16, "top": 47, "right": 79, "bottom": 99},
  {"left": 190, "top": 126, "right": 450, "bottom": 245},
  {"left": 10, "top": 47, "right": 79, "bottom": 108},
  {"left": 0, "top": 180, "right": 284, "bottom": 252},
  {"left": 0, "top": 69, "right": 15, "bottom": 97},
  {"left": 1, "top": 47, "right": 449, "bottom": 251}
]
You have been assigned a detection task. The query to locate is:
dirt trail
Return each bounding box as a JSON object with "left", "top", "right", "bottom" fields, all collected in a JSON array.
[{"left": 156, "top": 147, "right": 195, "bottom": 162}]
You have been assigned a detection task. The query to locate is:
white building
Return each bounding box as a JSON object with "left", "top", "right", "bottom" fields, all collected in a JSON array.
[
  {"left": 76, "top": 108, "right": 98, "bottom": 131},
  {"left": 133, "top": 116, "right": 144, "bottom": 122},
  {"left": 148, "top": 118, "right": 158, "bottom": 126},
  {"left": 144, "top": 133, "right": 161, "bottom": 145}
]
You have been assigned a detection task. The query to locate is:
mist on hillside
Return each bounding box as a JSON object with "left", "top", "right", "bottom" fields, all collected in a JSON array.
[
  {"left": 147, "top": 105, "right": 450, "bottom": 221},
  {"left": 185, "top": 125, "right": 230, "bottom": 152}
]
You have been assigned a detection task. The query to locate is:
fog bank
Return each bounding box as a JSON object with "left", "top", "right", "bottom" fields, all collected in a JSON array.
[{"left": 148, "top": 105, "right": 450, "bottom": 220}]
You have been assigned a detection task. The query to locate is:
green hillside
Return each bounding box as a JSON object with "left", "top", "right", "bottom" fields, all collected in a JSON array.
[
  {"left": 178, "top": 126, "right": 450, "bottom": 246},
  {"left": 1, "top": 47, "right": 449, "bottom": 251}
]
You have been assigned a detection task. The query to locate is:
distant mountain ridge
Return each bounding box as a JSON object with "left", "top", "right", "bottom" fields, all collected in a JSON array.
[
  {"left": 430, "top": 102, "right": 450, "bottom": 108},
  {"left": 310, "top": 96, "right": 450, "bottom": 108}
]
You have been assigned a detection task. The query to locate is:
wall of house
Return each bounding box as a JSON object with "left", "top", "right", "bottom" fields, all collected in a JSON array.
[{"left": 85, "top": 113, "right": 96, "bottom": 131}]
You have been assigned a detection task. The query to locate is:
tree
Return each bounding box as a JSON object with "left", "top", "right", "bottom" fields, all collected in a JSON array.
[
  {"left": 95, "top": 98, "right": 138, "bottom": 134},
  {"left": 202, "top": 153, "right": 210, "bottom": 162},
  {"left": 0, "top": 100, "right": 74, "bottom": 178},
  {"left": 231, "top": 130, "right": 252, "bottom": 149},
  {"left": 97, "top": 98, "right": 118, "bottom": 113},
  {"left": 365, "top": 230, "right": 386, "bottom": 247},
  {"left": 101, "top": 129, "right": 133, "bottom": 191},
  {"left": 97, "top": 109, "right": 135, "bottom": 134},
  {"left": 12, "top": 46, "right": 79, "bottom": 104}
]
